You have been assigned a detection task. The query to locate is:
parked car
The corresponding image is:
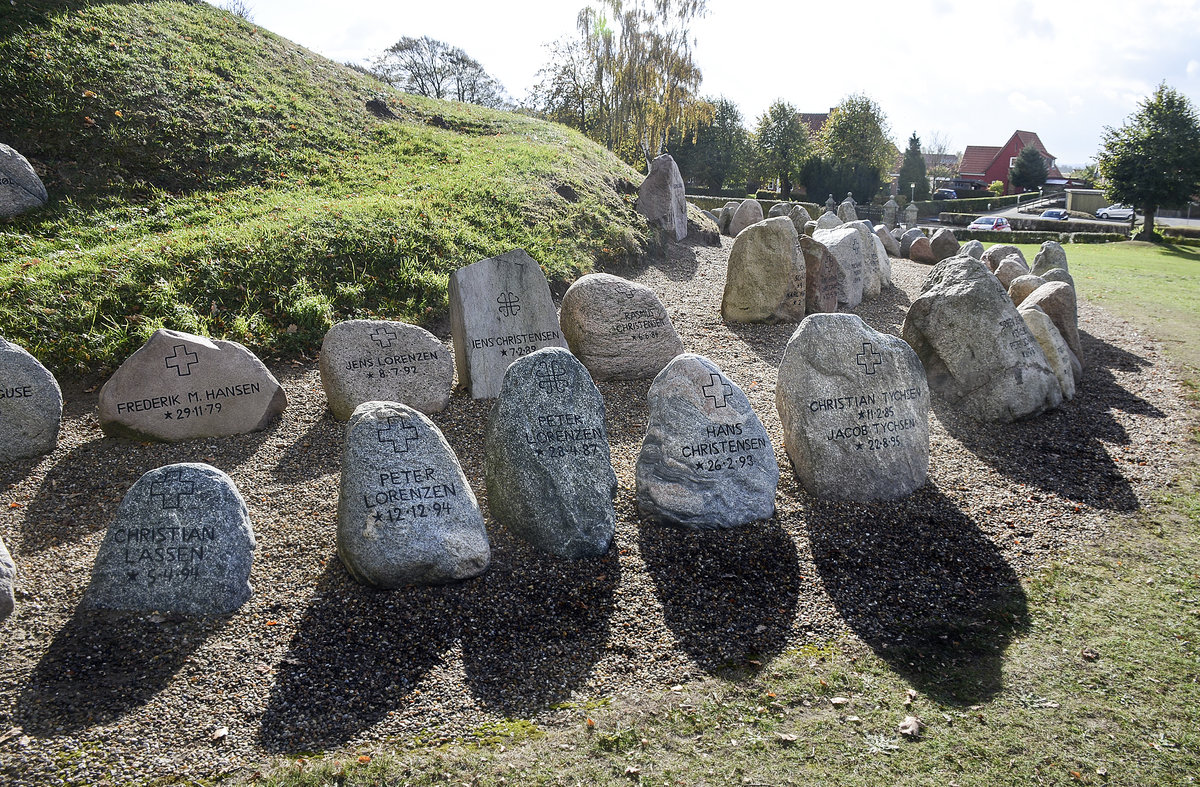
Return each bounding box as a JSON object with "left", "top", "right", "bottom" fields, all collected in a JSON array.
[
  {"left": 932, "top": 188, "right": 958, "bottom": 200},
  {"left": 1040, "top": 209, "right": 1070, "bottom": 220},
  {"left": 1096, "top": 204, "right": 1135, "bottom": 220},
  {"left": 967, "top": 216, "right": 1012, "bottom": 231}
]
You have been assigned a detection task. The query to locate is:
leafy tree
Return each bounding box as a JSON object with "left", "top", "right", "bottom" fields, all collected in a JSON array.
[
  {"left": 1068, "top": 162, "right": 1102, "bottom": 188},
  {"left": 799, "top": 157, "right": 881, "bottom": 205},
  {"left": 897, "top": 132, "right": 930, "bottom": 201},
  {"left": 752, "top": 100, "right": 808, "bottom": 198},
  {"left": 988, "top": 180, "right": 1005, "bottom": 197},
  {"left": 669, "top": 96, "right": 750, "bottom": 191},
  {"left": 373, "top": 36, "right": 509, "bottom": 109},
  {"left": 1098, "top": 82, "right": 1200, "bottom": 239},
  {"left": 1008, "top": 144, "right": 1048, "bottom": 193},
  {"left": 532, "top": 0, "right": 710, "bottom": 169},
  {"left": 818, "top": 93, "right": 895, "bottom": 183}
]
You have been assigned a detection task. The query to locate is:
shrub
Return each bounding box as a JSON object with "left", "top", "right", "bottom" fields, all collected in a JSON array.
[{"left": 988, "top": 181, "right": 1005, "bottom": 197}]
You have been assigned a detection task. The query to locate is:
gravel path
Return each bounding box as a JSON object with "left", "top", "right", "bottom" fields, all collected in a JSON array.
[{"left": 0, "top": 237, "right": 1191, "bottom": 784}]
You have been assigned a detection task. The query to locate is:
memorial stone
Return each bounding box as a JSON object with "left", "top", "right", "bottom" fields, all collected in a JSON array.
[
  {"left": 961, "top": 239, "right": 985, "bottom": 260},
  {"left": 0, "top": 143, "right": 48, "bottom": 217},
  {"left": 994, "top": 255, "right": 1029, "bottom": 291},
  {"left": 337, "top": 401, "right": 489, "bottom": 587},
  {"left": 0, "top": 536, "right": 14, "bottom": 623},
  {"left": 787, "top": 203, "right": 813, "bottom": 235},
  {"left": 813, "top": 226, "right": 865, "bottom": 308},
  {"left": 1019, "top": 306, "right": 1077, "bottom": 401},
  {"left": 636, "top": 354, "right": 778, "bottom": 528},
  {"left": 899, "top": 227, "right": 925, "bottom": 258},
  {"left": 767, "top": 202, "right": 792, "bottom": 218},
  {"left": 728, "top": 199, "right": 765, "bottom": 236},
  {"left": 485, "top": 348, "right": 616, "bottom": 558},
  {"left": 820, "top": 225, "right": 879, "bottom": 300},
  {"left": 902, "top": 257, "right": 1062, "bottom": 422},
  {"left": 701, "top": 209, "right": 719, "bottom": 225},
  {"left": 930, "top": 228, "right": 960, "bottom": 261},
  {"left": 636, "top": 154, "right": 688, "bottom": 241},
  {"left": 1042, "top": 267, "right": 1076, "bottom": 290},
  {"left": 776, "top": 314, "right": 930, "bottom": 501},
  {"left": 84, "top": 463, "right": 255, "bottom": 615},
  {"left": 882, "top": 196, "right": 899, "bottom": 229},
  {"left": 837, "top": 196, "right": 858, "bottom": 223},
  {"left": 718, "top": 201, "right": 741, "bottom": 235},
  {"left": 560, "top": 273, "right": 684, "bottom": 380},
  {"left": 1021, "top": 281, "right": 1083, "bottom": 369},
  {"left": 903, "top": 202, "right": 918, "bottom": 227},
  {"left": 875, "top": 224, "right": 900, "bottom": 257},
  {"left": 320, "top": 320, "right": 454, "bottom": 420},
  {"left": 686, "top": 204, "right": 720, "bottom": 245},
  {"left": 722, "top": 217, "right": 806, "bottom": 323},
  {"left": 816, "top": 211, "right": 843, "bottom": 230},
  {"left": 1007, "top": 274, "right": 1048, "bottom": 307},
  {"left": 981, "top": 244, "right": 1026, "bottom": 273},
  {"left": 0, "top": 338, "right": 62, "bottom": 462},
  {"left": 448, "top": 248, "right": 569, "bottom": 399},
  {"left": 853, "top": 220, "right": 892, "bottom": 289},
  {"left": 909, "top": 236, "right": 938, "bottom": 264},
  {"left": 98, "top": 329, "right": 287, "bottom": 442},
  {"left": 1031, "top": 240, "right": 1069, "bottom": 278},
  {"left": 804, "top": 220, "right": 818, "bottom": 236},
  {"left": 799, "top": 235, "right": 840, "bottom": 315}
]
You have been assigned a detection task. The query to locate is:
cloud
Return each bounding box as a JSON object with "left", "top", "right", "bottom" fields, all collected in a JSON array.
[
  {"left": 1189, "top": 60, "right": 1200, "bottom": 78},
  {"left": 1008, "top": 92, "right": 1055, "bottom": 117}
]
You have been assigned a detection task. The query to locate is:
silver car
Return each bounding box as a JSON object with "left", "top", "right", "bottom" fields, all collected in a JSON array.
[{"left": 1096, "top": 204, "right": 1135, "bottom": 220}]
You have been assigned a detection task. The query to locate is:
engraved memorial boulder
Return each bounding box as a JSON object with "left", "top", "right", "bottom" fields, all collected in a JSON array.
[
  {"left": 854, "top": 221, "right": 893, "bottom": 289},
  {"left": 899, "top": 227, "right": 925, "bottom": 258},
  {"left": 484, "top": 348, "right": 616, "bottom": 559},
  {"left": 1021, "top": 281, "right": 1083, "bottom": 370},
  {"left": 814, "top": 226, "right": 865, "bottom": 309},
  {"left": 1030, "top": 240, "right": 1069, "bottom": 278},
  {"left": 448, "top": 248, "right": 569, "bottom": 399},
  {"left": 0, "top": 536, "right": 14, "bottom": 623},
  {"left": 837, "top": 196, "right": 858, "bottom": 223},
  {"left": 636, "top": 354, "right": 778, "bottom": 528},
  {"left": 319, "top": 320, "right": 454, "bottom": 419},
  {"left": 902, "top": 257, "right": 1062, "bottom": 423},
  {"left": 559, "top": 273, "right": 684, "bottom": 381},
  {"left": 816, "top": 211, "right": 843, "bottom": 230},
  {"left": 84, "top": 463, "right": 255, "bottom": 615},
  {"left": 930, "top": 228, "right": 960, "bottom": 261},
  {"left": 98, "top": 329, "right": 287, "bottom": 442},
  {"left": 0, "top": 143, "right": 48, "bottom": 217},
  {"left": 799, "top": 235, "right": 839, "bottom": 315},
  {"left": 637, "top": 154, "right": 688, "bottom": 241},
  {"left": 337, "top": 401, "right": 490, "bottom": 587},
  {"left": 0, "top": 338, "right": 62, "bottom": 462},
  {"left": 722, "top": 216, "right": 806, "bottom": 323},
  {"left": 787, "top": 204, "right": 813, "bottom": 233},
  {"left": 817, "top": 225, "right": 878, "bottom": 301},
  {"left": 1019, "top": 306, "right": 1076, "bottom": 401},
  {"left": 776, "top": 314, "right": 930, "bottom": 501},
  {"left": 728, "top": 199, "right": 765, "bottom": 237}
]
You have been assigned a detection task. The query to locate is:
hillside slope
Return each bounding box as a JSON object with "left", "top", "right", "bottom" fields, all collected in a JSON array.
[{"left": 0, "top": 0, "right": 652, "bottom": 373}]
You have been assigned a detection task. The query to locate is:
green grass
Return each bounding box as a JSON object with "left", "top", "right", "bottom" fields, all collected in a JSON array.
[{"left": 0, "top": 0, "right": 652, "bottom": 374}]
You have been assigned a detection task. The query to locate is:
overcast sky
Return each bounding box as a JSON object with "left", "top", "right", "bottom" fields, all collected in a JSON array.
[{"left": 212, "top": 0, "right": 1200, "bottom": 167}]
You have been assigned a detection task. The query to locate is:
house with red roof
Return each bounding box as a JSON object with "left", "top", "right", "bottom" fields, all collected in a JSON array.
[{"left": 959, "top": 130, "right": 1062, "bottom": 194}]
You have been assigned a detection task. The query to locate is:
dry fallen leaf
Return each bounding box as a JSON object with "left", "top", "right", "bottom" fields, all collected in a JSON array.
[
  {"left": 830, "top": 697, "right": 850, "bottom": 706},
  {"left": 211, "top": 727, "right": 228, "bottom": 742},
  {"left": 898, "top": 716, "right": 923, "bottom": 738},
  {"left": 776, "top": 732, "right": 798, "bottom": 744}
]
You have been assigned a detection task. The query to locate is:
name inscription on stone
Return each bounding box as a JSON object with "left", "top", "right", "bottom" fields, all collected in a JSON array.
[
  {"left": 467, "top": 328, "right": 564, "bottom": 360},
  {"left": 526, "top": 411, "right": 606, "bottom": 458},
  {"left": 681, "top": 421, "right": 769, "bottom": 472},
  {"left": 999, "top": 316, "right": 1039, "bottom": 361}
]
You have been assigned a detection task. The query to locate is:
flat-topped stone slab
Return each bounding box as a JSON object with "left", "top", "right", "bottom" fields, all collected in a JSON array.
[
  {"left": 484, "top": 347, "right": 616, "bottom": 558},
  {"left": 559, "top": 273, "right": 684, "bottom": 381},
  {"left": 448, "top": 248, "right": 569, "bottom": 399},
  {"left": 84, "top": 463, "right": 255, "bottom": 615},
  {"left": 0, "top": 338, "right": 62, "bottom": 462},
  {"left": 98, "top": 329, "right": 287, "bottom": 442},
  {"left": 319, "top": 320, "right": 453, "bottom": 419},
  {"left": 636, "top": 354, "right": 778, "bottom": 528},
  {"left": 337, "top": 401, "right": 490, "bottom": 587},
  {"left": 776, "top": 314, "right": 930, "bottom": 501}
]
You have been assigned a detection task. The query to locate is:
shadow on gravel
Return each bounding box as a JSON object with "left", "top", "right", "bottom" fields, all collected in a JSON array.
[
  {"left": 16, "top": 607, "right": 217, "bottom": 734},
  {"left": 638, "top": 521, "right": 801, "bottom": 675},
  {"left": 459, "top": 541, "right": 620, "bottom": 715},
  {"left": 808, "top": 483, "right": 1029, "bottom": 705},
  {"left": 934, "top": 330, "right": 1156, "bottom": 513},
  {"left": 258, "top": 560, "right": 457, "bottom": 752},
  {"left": 271, "top": 416, "right": 342, "bottom": 482},
  {"left": 21, "top": 427, "right": 277, "bottom": 554},
  {"left": 612, "top": 236, "right": 706, "bottom": 283}
]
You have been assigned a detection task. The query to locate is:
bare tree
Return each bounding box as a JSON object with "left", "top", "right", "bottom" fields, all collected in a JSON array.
[
  {"left": 219, "top": 0, "right": 254, "bottom": 21},
  {"left": 373, "top": 36, "right": 509, "bottom": 109}
]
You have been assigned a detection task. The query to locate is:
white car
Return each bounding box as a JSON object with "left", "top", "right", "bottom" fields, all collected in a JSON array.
[{"left": 1096, "top": 204, "right": 1135, "bottom": 220}]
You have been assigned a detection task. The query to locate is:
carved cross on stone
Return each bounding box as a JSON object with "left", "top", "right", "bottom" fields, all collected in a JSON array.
[
  {"left": 702, "top": 373, "right": 733, "bottom": 408},
  {"left": 150, "top": 468, "right": 196, "bottom": 509},
  {"left": 377, "top": 417, "right": 420, "bottom": 453},
  {"left": 857, "top": 342, "right": 882, "bottom": 375},
  {"left": 164, "top": 344, "right": 199, "bottom": 377}
]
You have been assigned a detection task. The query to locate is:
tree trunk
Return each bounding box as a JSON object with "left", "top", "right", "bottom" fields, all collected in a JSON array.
[
  {"left": 1134, "top": 205, "right": 1157, "bottom": 241},
  {"left": 780, "top": 173, "right": 791, "bottom": 200}
]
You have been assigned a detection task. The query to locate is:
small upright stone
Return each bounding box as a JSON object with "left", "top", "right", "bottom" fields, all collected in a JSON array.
[
  {"left": 0, "top": 143, "right": 48, "bottom": 217},
  {"left": 899, "top": 228, "right": 925, "bottom": 258},
  {"left": 448, "top": 248, "right": 569, "bottom": 399},
  {"left": 319, "top": 320, "right": 454, "bottom": 420},
  {"left": 1042, "top": 267, "right": 1076, "bottom": 290},
  {"left": 816, "top": 211, "right": 843, "bottom": 230},
  {"left": 1019, "top": 306, "right": 1077, "bottom": 401},
  {"left": 908, "top": 236, "right": 938, "bottom": 264},
  {"left": 722, "top": 217, "right": 806, "bottom": 323},
  {"left": 930, "top": 228, "right": 960, "bottom": 261},
  {"left": 484, "top": 348, "right": 616, "bottom": 559},
  {"left": 636, "top": 354, "right": 779, "bottom": 528},
  {"left": 981, "top": 244, "right": 1026, "bottom": 273},
  {"left": 813, "top": 226, "right": 864, "bottom": 308},
  {"left": 0, "top": 338, "right": 62, "bottom": 462},
  {"left": 799, "top": 235, "right": 839, "bottom": 315},
  {"left": 337, "top": 401, "right": 489, "bottom": 587},
  {"left": 902, "top": 257, "right": 1062, "bottom": 422},
  {"left": 1022, "top": 281, "right": 1083, "bottom": 369},
  {"left": 875, "top": 224, "right": 900, "bottom": 257},
  {"left": 837, "top": 196, "right": 858, "bottom": 223},
  {"left": 84, "top": 463, "right": 255, "bottom": 615},
  {"left": 717, "top": 201, "right": 741, "bottom": 235},
  {"left": 961, "top": 239, "right": 985, "bottom": 260},
  {"left": 903, "top": 202, "right": 918, "bottom": 226},
  {"left": 994, "top": 255, "right": 1030, "bottom": 291},
  {"left": 776, "top": 314, "right": 930, "bottom": 501},
  {"left": 728, "top": 199, "right": 765, "bottom": 236},
  {"left": 637, "top": 154, "right": 688, "bottom": 241},
  {"left": 0, "top": 536, "right": 14, "bottom": 623},
  {"left": 1008, "top": 274, "right": 1048, "bottom": 307},
  {"left": 882, "top": 196, "right": 899, "bottom": 229},
  {"left": 98, "top": 329, "right": 287, "bottom": 442},
  {"left": 787, "top": 203, "right": 813, "bottom": 235},
  {"left": 1031, "top": 241, "right": 1069, "bottom": 277},
  {"left": 767, "top": 202, "right": 792, "bottom": 218},
  {"left": 560, "top": 273, "right": 684, "bottom": 380}
]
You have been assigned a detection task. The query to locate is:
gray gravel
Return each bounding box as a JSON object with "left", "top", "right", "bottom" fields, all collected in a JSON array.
[{"left": 0, "top": 235, "right": 1191, "bottom": 784}]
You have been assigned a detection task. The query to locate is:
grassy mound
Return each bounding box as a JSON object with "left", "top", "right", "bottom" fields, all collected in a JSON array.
[{"left": 0, "top": 0, "right": 652, "bottom": 374}]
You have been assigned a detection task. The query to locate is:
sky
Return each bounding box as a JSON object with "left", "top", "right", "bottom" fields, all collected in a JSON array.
[{"left": 210, "top": 0, "right": 1200, "bottom": 168}]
